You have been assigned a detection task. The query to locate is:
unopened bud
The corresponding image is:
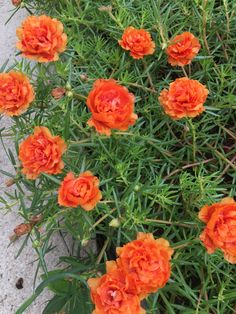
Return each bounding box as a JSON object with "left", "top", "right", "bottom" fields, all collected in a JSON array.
[
  {"left": 65, "top": 82, "right": 72, "bottom": 90},
  {"left": 184, "top": 124, "right": 190, "bottom": 132},
  {"left": 66, "top": 91, "right": 73, "bottom": 98},
  {"left": 109, "top": 218, "right": 120, "bottom": 228},
  {"left": 161, "top": 42, "right": 168, "bottom": 50},
  {"left": 134, "top": 185, "right": 140, "bottom": 192},
  {"left": 32, "top": 240, "right": 41, "bottom": 248},
  {"left": 81, "top": 238, "right": 89, "bottom": 247},
  {"left": 79, "top": 73, "right": 88, "bottom": 82}
]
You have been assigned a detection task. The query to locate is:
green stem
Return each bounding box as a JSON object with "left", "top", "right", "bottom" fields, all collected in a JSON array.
[
  {"left": 145, "top": 219, "right": 197, "bottom": 229},
  {"left": 73, "top": 92, "right": 87, "bottom": 101},
  {"left": 96, "top": 237, "right": 110, "bottom": 264},
  {"left": 89, "top": 208, "right": 116, "bottom": 232},
  {"left": 172, "top": 240, "right": 196, "bottom": 250},
  {"left": 109, "top": 12, "right": 123, "bottom": 28},
  {"left": 181, "top": 66, "right": 188, "bottom": 77},
  {"left": 187, "top": 119, "right": 196, "bottom": 163},
  {"left": 24, "top": 6, "right": 34, "bottom": 15}
]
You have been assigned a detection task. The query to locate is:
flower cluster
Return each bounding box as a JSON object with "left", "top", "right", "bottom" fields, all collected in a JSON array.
[
  {"left": 0, "top": 17, "right": 208, "bottom": 127},
  {"left": 88, "top": 233, "right": 173, "bottom": 313},
  {"left": 18, "top": 125, "right": 102, "bottom": 210},
  {"left": 6, "top": 14, "right": 232, "bottom": 263},
  {"left": 2, "top": 8, "right": 235, "bottom": 314},
  {"left": 0, "top": 15, "right": 67, "bottom": 117}
]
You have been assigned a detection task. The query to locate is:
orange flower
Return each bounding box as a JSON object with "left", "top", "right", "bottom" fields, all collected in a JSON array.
[
  {"left": 19, "top": 126, "right": 67, "bottom": 180},
  {"left": 116, "top": 233, "right": 173, "bottom": 298},
  {"left": 87, "top": 79, "right": 137, "bottom": 136},
  {"left": 0, "top": 71, "right": 34, "bottom": 116},
  {"left": 199, "top": 198, "right": 236, "bottom": 264},
  {"left": 58, "top": 171, "right": 102, "bottom": 211},
  {"left": 118, "top": 26, "right": 155, "bottom": 59},
  {"left": 16, "top": 15, "right": 67, "bottom": 62},
  {"left": 166, "top": 32, "right": 201, "bottom": 66},
  {"left": 88, "top": 261, "right": 145, "bottom": 314},
  {"left": 159, "top": 77, "right": 208, "bottom": 120}
]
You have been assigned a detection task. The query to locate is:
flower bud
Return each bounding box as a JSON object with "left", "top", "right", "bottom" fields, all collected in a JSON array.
[
  {"left": 109, "top": 218, "right": 120, "bottom": 228},
  {"left": 66, "top": 91, "right": 73, "bottom": 98},
  {"left": 161, "top": 42, "right": 168, "bottom": 50},
  {"left": 81, "top": 238, "right": 89, "bottom": 247},
  {"left": 79, "top": 73, "right": 88, "bottom": 82},
  {"left": 32, "top": 240, "right": 41, "bottom": 248},
  {"left": 65, "top": 82, "right": 72, "bottom": 90},
  {"left": 184, "top": 124, "right": 190, "bottom": 132}
]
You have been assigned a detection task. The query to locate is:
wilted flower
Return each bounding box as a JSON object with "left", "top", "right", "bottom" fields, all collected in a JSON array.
[{"left": 51, "top": 87, "right": 66, "bottom": 99}]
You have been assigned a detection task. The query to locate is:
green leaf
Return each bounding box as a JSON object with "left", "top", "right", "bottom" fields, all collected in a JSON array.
[
  {"left": 42, "top": 270, "right": 70, "bottom": 295},
  {"left": 15, "top": 271, "right": 88, "bottom": 314},
  {"left": 66, "top": 286, "right": 93, "bottom": 314},
  {"left": 63, "top": 99, "right": 72, "bottom": 141},
  {"left": 43, "top": 295, "right": 68, "bottom": 314}
]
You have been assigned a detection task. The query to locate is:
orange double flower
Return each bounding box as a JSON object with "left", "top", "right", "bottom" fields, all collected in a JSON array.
[
  {"left": 88, "top": 261, "right": 145, "bottom": 314},
  {"left": 87, "top": 79, "right": 137, "bottom": 136},
  {"left": 58, "top": 171, "right": 102, "bottom": 211},
  {"left": 159, "top": 77, "right": 209, "bottom": 120},
  {"left": 88, "top": 233, "right": 173, "bottom": 313},
  {"left": 19, "top": 127, "right": 67, "bottom": 180},
  {"left": 119, "top": 26, "right": 155, "bottom": 59},
  {"left": 166, "top": 32, "right": 201, "bottom": 66},
  {"left": 0, "top": 71, "right": 34, "bottom": 116},
  {"left": 199, "top": 198, "right": 236, "bottom": 264},
  {"left": 16, "top": 15, "right": 67, "bottom": 62}
]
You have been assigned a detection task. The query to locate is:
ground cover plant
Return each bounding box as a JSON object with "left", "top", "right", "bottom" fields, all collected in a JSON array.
[{"left": 1, "top": 0, "right": 236, "bottom": 313}]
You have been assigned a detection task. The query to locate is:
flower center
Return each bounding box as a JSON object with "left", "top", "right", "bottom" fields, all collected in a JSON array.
[
  {"left": 105, "top": 288, "right": 122, "bottom": 308},
  {"left": 77, "top": 183, "right": 89, "bottom": 197},
  {"left": 109, "top": 290, "right": 117, "bottom": 299},
  {"left": 97, "top": 90, "right": 120, "bottom": 113}
]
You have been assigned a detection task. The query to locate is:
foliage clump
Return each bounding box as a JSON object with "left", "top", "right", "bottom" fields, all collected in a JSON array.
[{"left": 1, "top": 0, "right": 236, "bottom": 313}]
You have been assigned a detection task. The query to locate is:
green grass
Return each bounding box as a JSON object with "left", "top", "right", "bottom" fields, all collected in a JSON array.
[{"left": 1, "top": 0, "right": 236, "bottom": 313}]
